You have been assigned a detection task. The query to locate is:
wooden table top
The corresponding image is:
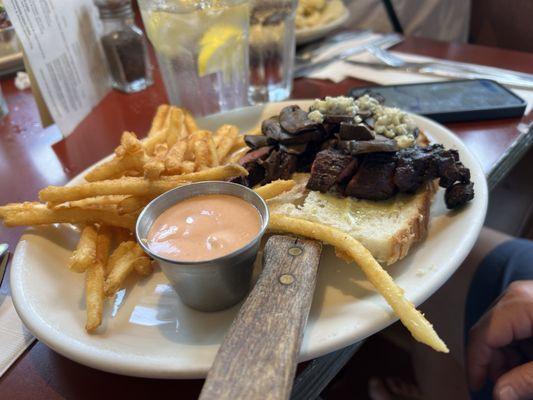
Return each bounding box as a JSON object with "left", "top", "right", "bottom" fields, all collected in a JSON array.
[{"left": 1, "top": 36, "right": 532, "bottom": 399}]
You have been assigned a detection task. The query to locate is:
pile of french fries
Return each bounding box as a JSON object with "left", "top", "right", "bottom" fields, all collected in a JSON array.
[{"left": 0, "top": 105, "right": 251, "bottom": 333}]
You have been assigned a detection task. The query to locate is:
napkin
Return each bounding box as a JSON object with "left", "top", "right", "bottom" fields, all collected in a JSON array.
[
  {"left": 0, "top": 284, "right": 35, "bottom": 377},
  {"left": 308, "top": 51, "right": 533, "bottom": 114}
]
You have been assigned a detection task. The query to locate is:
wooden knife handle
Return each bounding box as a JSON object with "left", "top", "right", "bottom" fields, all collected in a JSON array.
[{"left": 199, "top": 235, "right": 322, "bottom": 400}]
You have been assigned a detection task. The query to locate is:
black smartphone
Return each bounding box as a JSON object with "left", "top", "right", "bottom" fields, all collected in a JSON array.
[{"left": 347, "top": 79, "right": 527, "bottom": 123}]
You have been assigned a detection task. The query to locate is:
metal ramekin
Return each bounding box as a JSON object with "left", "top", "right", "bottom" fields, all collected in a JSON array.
[{"left": 136, "top": 181, "right": 269, "bottom": 312}]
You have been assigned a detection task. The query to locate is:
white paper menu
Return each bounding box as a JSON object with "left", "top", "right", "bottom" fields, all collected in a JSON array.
[{"left": 4, "top": 0, "right": 110, "bottom": 137}]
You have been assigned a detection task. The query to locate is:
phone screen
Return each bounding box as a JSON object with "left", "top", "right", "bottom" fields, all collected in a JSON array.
[{"left": 348, "top": 80, "right": 525, "bottom": 119}]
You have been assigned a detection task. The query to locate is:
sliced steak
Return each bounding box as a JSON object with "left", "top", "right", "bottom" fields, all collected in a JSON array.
[
  {"left": 261, "top": 149, "right": 298, "bottom": 183},
  {"left": 393, "top": 145, "right": 440, "bottom": 193},
  {"left": 345, "top": 153, "right": 397, "bottom": 200},
  {"left": 237, "top": 146, "right": 273, "bottom": 187},
  {"left": 238, "top": 146, "right": 273, "bottom": 166},
  {"left": 445, "top": 181, "right": 474, "bottom": 209},
  {"left": 306, "top": 149, "right": 355, "bottom": 193},
  {"left": 279, "top": 105, "right": 322, "bottom": 134}
]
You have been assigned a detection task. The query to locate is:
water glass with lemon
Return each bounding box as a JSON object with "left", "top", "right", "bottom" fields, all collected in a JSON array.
[{"left": 139, "top": 0, "right": 250, "bottom": 116}]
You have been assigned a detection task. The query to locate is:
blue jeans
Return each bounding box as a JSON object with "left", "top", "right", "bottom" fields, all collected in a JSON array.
[{"left": 465, "top": 239, "right": 533, "bottom": 399}]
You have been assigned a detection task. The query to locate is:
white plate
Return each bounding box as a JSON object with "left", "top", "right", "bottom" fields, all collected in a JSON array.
[
  {"left": 296, "top": 6, "right": 350, "bottom": 45},
  {"left": 10, "top": 101, "right": 488, "bottom": 379}
]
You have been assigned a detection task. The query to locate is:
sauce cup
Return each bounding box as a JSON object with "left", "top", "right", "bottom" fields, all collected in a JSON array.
[{"left": 136, "top": 181, "right": 269, "bottom": 312}]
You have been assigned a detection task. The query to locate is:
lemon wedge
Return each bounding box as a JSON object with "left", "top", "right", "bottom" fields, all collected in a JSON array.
[{"left": 197, "top": 24, "right": 246, "bottom": 77}]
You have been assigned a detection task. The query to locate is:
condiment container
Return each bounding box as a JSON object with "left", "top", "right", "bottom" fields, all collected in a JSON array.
[
  {"left": 95, "top": 0, "right": 153, "bottom": 93},
  {"left": 136, "top": 181, "right": 269, "bottom": 312}
]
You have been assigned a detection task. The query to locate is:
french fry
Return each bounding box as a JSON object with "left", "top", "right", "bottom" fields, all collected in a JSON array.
[
  {"left": 214, "top": 125, "right": 238, "bottom": 161},
  {"left": 105, "top": 240, "right": 134, "bottom": 276},
  {"left": 1, "top": 203, "right": 136, "bottom": 230},
  {"left": 153, "top": 143, "right": 169, "bottom": 159},
  {"left": 115, "top": 131, "right": 144, "bottom": 157},
  {"left": 69, "top": 225, "right": 98, "bottom": 273},
  {"left": 39, "top": 164, "right": 248, "bottom": 202},
  {"left": 193, "top": 140, "right": 210, "bottom": 171},
  {"left": 254, "top": 179, "right": 296, "bottom": 200},
  {"left": 165, "top": 107, "right": 184, "bottom": 148},
  {"left": 188, "top": 130, "right": 211, "bottom": 152},
  {"left": 104, "top": 242, "right": 146, "bottom": 296},
  {"left": 144, "top": 159, "right": 165, "bottom": 180},
  {"left": 114, "top": 227, "right": 133, "bottom": 244},
  {"left": 133, "top": 255, "right": 153, "bottom": 276},
  {"left": 49, "top": 195, "right": 126, "bottom": 210},
  {"left": 148, "top": 105, "right": 170, "bottom": 137},
  {"left": 164, "top": 141, "right": 187, "bottom": 174},
  {"left": 206, "top": 137, "right": 219, "bottom": 167},
  {"left": 85, "top": 226, "right": 112, "bottom": 332},
  {"left": 184, "top": 110, "right": 198, "bottom": 133},
  {"left": 117, "top": 196, "right": 151, "bottom": 215},
  {"left": 268, "top": 214, "right": 449, "bottom": 353},
  {"left": 85, "top": 132, "right": 146, "bottom": 182},
  {"left": 180, "top": 161, "right": 196, "bottom": 174},
  {"left": 225, "top": 146, "right": 250, "bottom": 164}
]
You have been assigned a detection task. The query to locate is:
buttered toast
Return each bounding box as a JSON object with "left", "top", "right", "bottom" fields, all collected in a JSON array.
[{"left": 268, "top": 174, "right": 436, "bottom": 265}]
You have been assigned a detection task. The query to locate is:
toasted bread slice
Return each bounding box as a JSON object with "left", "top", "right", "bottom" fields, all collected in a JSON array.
[{"left": 268, "top": 173, "right": 436, "bottom": 265}]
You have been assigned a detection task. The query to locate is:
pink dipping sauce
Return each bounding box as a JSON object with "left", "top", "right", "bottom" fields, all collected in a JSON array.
[{"left": 147, "top": 194, "right": 262, "bottom": 262}]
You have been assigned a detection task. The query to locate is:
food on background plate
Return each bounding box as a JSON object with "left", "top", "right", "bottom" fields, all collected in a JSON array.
[
  {"left": 147, "top": 194, "right": 262, "bottom": 262},
  {"left": 296, "top": 0, "right": 345, "bottom": 30},
  {"left": 0, "top": 105, "right": 249, "bottom": 333}
]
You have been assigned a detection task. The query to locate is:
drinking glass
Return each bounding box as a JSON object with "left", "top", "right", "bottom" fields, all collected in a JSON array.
[
  {"left": 248, "top": 0, "right": 297, "bottom": 104},
  {"left": 139, "top": 0, "right": 250, "bottom": 116}
]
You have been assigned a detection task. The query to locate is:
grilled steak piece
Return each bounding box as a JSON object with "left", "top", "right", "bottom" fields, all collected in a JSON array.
[
  {"left": 244, "top": 134, "right": 274, "bottom": 149},
  {"left": 394, "top": 145, "right": 440, "bottom": 193},
  {"left": 262, "top": 149, "right": 298, "bottom": 183},
  {"left": 338, "top": 123, "right": 375, "bottom": 141},
  {"left": 437, "top": 149, "right": 470, "bottom": 188},
  {"left": 338, "top": 135, "right": 399, "bottom": 155},
  {"left": 279, "top": 105, "right": 322, "bottom": 134},
  {"left": 345, "top": 153, "right": 397, "bottom": 200},
  {"left": 306, "top": 149, "right": 356, "bottom": 193},
  {"left": 445, "top": 181, "right": 474, "bottom": 209},
  {"left": 238, "top": 145, "right": 273, "bottom": 166},
  {"left": 237, "top": 146, "right": 273, "bottom": 187}
]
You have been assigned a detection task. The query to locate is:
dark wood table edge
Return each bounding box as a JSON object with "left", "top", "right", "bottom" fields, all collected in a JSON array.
[{"left": 487, "top": 124, "right": 533, "bottom": 190}]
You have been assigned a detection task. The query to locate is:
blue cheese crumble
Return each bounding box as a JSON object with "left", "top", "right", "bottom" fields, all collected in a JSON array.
[
  {"left": 309, "top": 96, "right": 362, "bottom": 124},
  {"left": 308, "top": 95, "right": 418, "bottom": 148},
  {"left": 355, "top": 95, "right": 416, "bottom": 148}
]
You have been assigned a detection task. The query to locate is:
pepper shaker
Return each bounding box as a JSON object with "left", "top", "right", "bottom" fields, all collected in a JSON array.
[{"left": 95, "top": 0, "right": 153, "bottom": 93}]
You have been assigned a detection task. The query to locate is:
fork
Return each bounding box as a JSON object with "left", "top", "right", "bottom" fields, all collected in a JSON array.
[
  {"left": 364, "top": 45, "right": 533, "bottom": 89},
  {"left": 0, "top": 243, "right": 8, "bottom": 287}
]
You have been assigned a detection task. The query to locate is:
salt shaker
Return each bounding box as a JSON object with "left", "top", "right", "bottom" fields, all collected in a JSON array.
[{"left": 95, "top": 0, "right": 152, "bottom": 93}]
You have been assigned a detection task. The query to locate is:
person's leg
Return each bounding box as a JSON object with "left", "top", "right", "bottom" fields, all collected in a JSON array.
[
  {"left": 465, "top": 236, "right": 533, "bottom": 398},
  {"left": 369, "top": 228, "right": 511, "bottom": 400}
]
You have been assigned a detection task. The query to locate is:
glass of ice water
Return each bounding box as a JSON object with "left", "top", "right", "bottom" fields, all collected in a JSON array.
[
  {"left": 248, "top": 0, "right": 297, "bottom": 104},
  {"left": 139, "top": 0, "right": 250, "bottom": 116}
]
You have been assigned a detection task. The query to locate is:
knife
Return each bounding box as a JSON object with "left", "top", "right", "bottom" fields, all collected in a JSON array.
[
  {"left": 294, "top": 33, "right": 403, "bottom": 78},
  {"left": 200, "top": 235, "right": 322, "bottom": 400},
  {"left": 0, "top": 243, "right": 9, "bottom": 287}
]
